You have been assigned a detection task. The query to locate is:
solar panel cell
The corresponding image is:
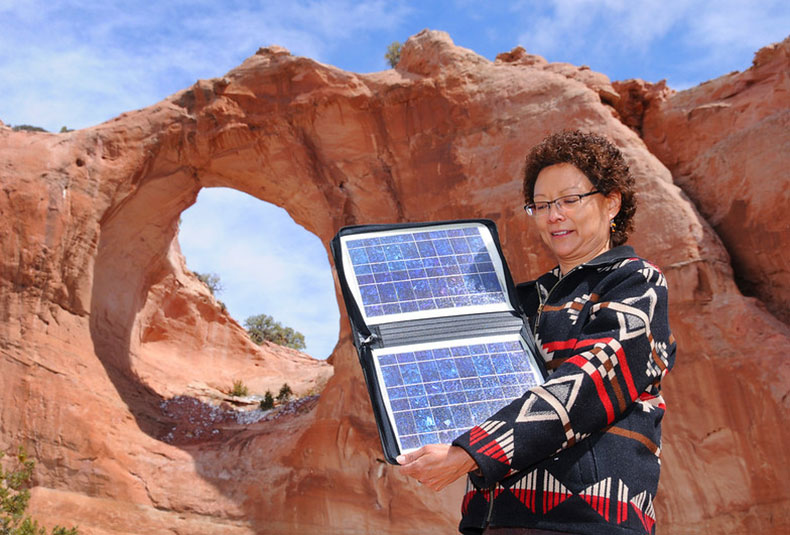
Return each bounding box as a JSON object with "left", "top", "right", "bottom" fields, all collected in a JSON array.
[
  {"left": 418, "top": 361, "right": 440, "bottom": 381},
  {"left": 456, "top": 357, "right": 476, "bottom": 378},
  {"left": 391, "top": 398, "right": 410, "bottom": 412},
  {"left": 469, "top": 402, "right": 492, "bottom": 423},
  {"left": 401, "top": 363, "right": 421, "bottom": 385},
  {"left": 473, "top": 355, "right": 495, "bottom": 375},
  {"left": 437, "top": 360, "right": 459, "bottom": 380},
  {"left": 434, "top": 407, "right": 454, "bottom": 429},
  {"left": 447, "top": 391, "right": 466, "bottom": 404},
  {"left": 380, "top": 366, "right": 403, "bottom": 386},
  {"left": 499, "top": 373, "right": 518, "bottom": 385},
  {"left": 365, "top": 246, "right": 385, "bottom": 263},
  {"left": 394, "top": 352, "right": 414, "bottom": 364},
  {"left": 466, "top": 387, "right": 484, "bottom": 402},
  {"left": 425, "top": 381, "right": 443, "bottom": 395},
  {"left": 451, "top": 345, "right": 470, "bottom": 356},
  {"left": 410, "top": 395, "right": 429, "bottom": 409},
  {"left": 429, "top": 393, "right": 448, "bottom": 407},
  {"left": 394, "top": 412, "right": 416, "bottom": 435},
  {"left": 443, "top": 379, "right": 462, "bottom": 392}
]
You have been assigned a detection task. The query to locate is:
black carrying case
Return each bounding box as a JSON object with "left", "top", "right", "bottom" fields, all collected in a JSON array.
[{"left": 330, "top": 219, "right": 546, "bottom": 464}]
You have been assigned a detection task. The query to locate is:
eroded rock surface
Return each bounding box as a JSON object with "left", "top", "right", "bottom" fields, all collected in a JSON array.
[
  {"left": 615, "top": 36, "right": 790, "bottom": 324},
  {"left": 1, "top": 30, "right": 788, "bottom": 535}
]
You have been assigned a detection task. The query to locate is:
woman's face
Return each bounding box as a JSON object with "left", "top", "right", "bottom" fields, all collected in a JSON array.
[{"left": 532, "top": 163, "right": 621, "bottom": 274}]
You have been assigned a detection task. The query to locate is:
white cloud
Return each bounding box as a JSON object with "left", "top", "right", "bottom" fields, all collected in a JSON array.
[
  {"left": 0, "top": 0, "right": 412, "bottom": 130},
  {"left": 513, "top": 0, "right": 789, "bottom": 84},
  {"left": 690, "top": 0, "right": 790, "bottom": 50},
  {"left": 517, "top": 0, "right": 690, "bottom": 56}
]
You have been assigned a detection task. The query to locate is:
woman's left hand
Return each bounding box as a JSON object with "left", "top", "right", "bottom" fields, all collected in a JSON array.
[{"left": 396, "top": 444, "right": 478, "bottom": 491}]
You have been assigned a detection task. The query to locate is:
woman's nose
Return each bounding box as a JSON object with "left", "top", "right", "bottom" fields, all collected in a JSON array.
[{"left": 546, "top": 202, "right": 565, "bottom": 221}]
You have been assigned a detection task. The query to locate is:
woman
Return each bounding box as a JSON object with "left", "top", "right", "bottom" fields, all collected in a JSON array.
[{"left": 397, "top": 130, "right": 675, "bottom": 535}]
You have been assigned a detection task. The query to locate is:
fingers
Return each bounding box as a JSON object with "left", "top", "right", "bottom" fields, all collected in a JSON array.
[
  {"left": 396, "top": 444, "right": 429, "bottom": 466},
  {"left": 396, "top": 444, "right": 459, "bottom": 491}
]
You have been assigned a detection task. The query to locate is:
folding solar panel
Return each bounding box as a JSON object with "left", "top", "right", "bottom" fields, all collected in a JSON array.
[{"left": 330, "top": 220, "right": 546, "bottom": 464}]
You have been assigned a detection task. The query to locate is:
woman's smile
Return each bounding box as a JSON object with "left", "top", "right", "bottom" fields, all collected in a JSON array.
[{"left": 550, "top": 229, "right": 573, "bottom": 237}]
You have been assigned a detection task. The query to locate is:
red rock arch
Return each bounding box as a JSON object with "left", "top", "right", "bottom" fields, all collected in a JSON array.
[{"left": 1, "top": 30, "right": 788, "bottom": 534}]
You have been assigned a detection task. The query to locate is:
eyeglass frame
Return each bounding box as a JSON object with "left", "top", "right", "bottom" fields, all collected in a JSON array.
[{"left": 523, "top": 190, "right": 602, "bottom": 216}]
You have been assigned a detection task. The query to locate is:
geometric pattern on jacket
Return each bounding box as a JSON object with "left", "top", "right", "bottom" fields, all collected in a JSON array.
[{"left": 453, "top": 246, "right": 676, "bottom": 535}]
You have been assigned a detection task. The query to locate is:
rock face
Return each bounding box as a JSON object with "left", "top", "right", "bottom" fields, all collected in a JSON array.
[
  {"left": 1, "top": 30, "right": 788, "bottom": 535},
  {"left": 615, "top": 36, "right": 790, "bottom": 324}
]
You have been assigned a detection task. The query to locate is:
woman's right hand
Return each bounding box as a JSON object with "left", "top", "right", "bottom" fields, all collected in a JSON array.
[{"left": 397, "top": 443, "right": 478, "bottom": 491}]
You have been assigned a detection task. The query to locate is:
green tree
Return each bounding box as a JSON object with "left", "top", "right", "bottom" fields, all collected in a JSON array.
[
  {"left": 11, "top": 125, "right": 48, "bottom": 133},
  {"left": 260, "top": 391, "right": 275, "bottom": 410},
  {"left": 230, "top": 379, "right": 249, "bottom": 397},
  {"left": 385, "top": 41, "right": 402, "bottom": 68},
  {"left": 1, "top": 447, "right": 79, "bottom": 535},
  {"left": 244, "top": 314, "right": 306, "bottom": 351},
  {"left": 276, "top": 383, "right": 293, "bottom": 402},
  {"left": 195, "top": 272, "right": 223, "bottom": 295}
]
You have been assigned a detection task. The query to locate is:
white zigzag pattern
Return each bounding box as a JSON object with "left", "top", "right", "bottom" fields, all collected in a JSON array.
[
  {"left": 596, "top": 258, "right": 635, "bottom": 272},
  {"left": 630, "top": 490, "right": 656, "bottom": 532},
  {"left": 580, "top": 477, "right": 612, "bottom": 520},
  {"left": 617, "top": 480, "right": 630, "bottom": 524},
  {"left": 480, "top": 419, "right": 506, "bottom": 434},
  {"left": 564, "top": 293, "right": 593, "bottom": 325},
  {"left": 496, "top": 428, "right": 515, "bottom": 464},
  {"left": 639, "top": 262, "right": 667, "bottom": 288},
  {"left": 631, "top": 490, "right": 655, "bottom": 518},
  {"left": 533, "top": 332, "right": 554, "bottom": 364}
]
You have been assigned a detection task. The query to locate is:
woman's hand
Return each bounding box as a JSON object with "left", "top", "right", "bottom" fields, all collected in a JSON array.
[{"left": 396, "top": 444, "right": 478, "bottom": 491}]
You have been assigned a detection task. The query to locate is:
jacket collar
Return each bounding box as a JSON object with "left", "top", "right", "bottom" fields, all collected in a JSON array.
[
  {"left": 517, "top": 245, "right": 638, "bottom": 292},
  {"left": 539, "top": 245, "right": 637, "bottom": 282},
  {"left": 578, "top": 245, "right": 636, "bottom": 268},
  {"left": 515, "top": 246, "right": 637, "bottom": 315}
]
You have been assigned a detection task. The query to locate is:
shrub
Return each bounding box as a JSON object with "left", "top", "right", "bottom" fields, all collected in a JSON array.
[
  {"left": 385, "top": 41, "right": 402, "bottom": 67},
  {"left": 229, "top": 380, "right": 249, "bottom": 397},
  {"left": 260, "top": 391, "right": 274, "bottom": 410},
  {"left": 276, "top": 383, "right": 293, "bottom": 402},
  {"left": 244, "top": 314, "right": 306, "bottom": 351},
  {"left": 11, "top": 125, "right": 48, "bottom": 133},
  {"left": 0, "top": 447, "right": 79, "bottom": 534},
  {"left": 195, "top": 272, "right": 223, "bottom": 295}
]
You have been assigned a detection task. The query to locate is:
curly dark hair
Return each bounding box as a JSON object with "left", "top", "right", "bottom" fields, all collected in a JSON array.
[{"left": 522, "top": 130, "right": 637, "bottom": 247}]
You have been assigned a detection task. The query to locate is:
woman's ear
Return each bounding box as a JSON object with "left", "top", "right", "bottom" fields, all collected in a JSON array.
[{"left": 606, "top": 191, "right": 622, "bottom": 220}]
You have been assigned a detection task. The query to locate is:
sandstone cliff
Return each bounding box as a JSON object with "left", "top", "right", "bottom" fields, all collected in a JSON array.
[
  {"left": 1, "top": 30, "right": 788, "bottom": 534},
  {"left": 614, "top": 36, "right": 790, "bottom": 324}
]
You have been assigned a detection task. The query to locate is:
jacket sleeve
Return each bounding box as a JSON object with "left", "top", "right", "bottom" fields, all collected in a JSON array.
[{"left": 452, "top": 260, "right": 675, "bottom": 487}]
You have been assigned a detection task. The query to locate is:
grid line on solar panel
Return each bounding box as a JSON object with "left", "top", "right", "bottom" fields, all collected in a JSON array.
[
  {"left": 346, "top": 227, "right": 507, "bottom": 318},
  {"left": 376, "top": 340, "right": 540, "bottom": 451}
]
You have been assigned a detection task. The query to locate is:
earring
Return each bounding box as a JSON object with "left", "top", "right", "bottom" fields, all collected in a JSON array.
[{"left": 610, "top": 219, "right": 617, "bottom": 233}]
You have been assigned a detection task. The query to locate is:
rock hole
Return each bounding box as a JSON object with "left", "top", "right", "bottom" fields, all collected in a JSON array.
[{"left": 178, "top": 187, "right": 339, "bottom": 360}]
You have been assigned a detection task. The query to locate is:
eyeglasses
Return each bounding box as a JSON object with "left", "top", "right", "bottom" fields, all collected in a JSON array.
[{"left": 524, "top": 190, "right": 601, "bottom": 216}]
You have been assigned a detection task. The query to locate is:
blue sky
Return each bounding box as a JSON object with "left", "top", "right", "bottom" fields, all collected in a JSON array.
[{"left": 2, "top": 1, "right": 788, "bottom": 358}]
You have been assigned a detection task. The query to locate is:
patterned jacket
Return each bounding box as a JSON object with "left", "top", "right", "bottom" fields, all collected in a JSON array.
[{"left": 453, "top": 246, "right": 676, "bottom": 535}]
